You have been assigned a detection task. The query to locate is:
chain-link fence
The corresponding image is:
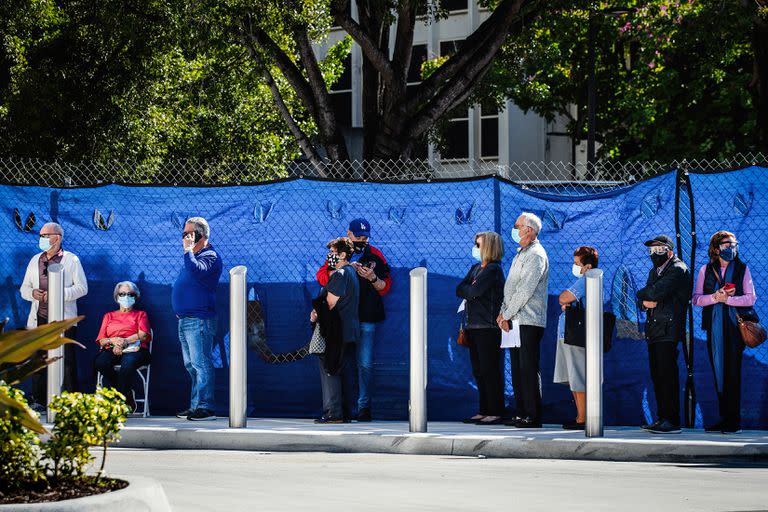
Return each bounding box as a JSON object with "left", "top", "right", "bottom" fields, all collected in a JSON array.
[
  {"left": 2, "top": 153, "right": 766, "bottom": 191},
  {"left": 1, "top": 155, "right": 766, "bottom": 426}
]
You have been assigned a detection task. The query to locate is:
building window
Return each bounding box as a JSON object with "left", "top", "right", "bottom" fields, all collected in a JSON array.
[
  {"left": 480, "top": 101, "right": 499, "bottom": 160},
  {"left": 408, "top": 44, "right": 428, "bottom": 84},
  {"left": 330, "top": 54, "right": 352, "bottom": 127},
  {"left": 443, "top": 118, "right": 470, "bottom": 160},
  {"left": 441, "top": 0, "right": 468, "bottom": 12}
]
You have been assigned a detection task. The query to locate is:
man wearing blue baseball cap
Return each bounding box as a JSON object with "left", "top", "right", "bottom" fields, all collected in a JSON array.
[{"left": 316, "top": 217, "right": 392, "bottom": 421}]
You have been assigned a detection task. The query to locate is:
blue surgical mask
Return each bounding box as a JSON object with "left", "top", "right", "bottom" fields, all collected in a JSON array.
[
  {"left": 511, "top": 228, "right": 522, "bottom": 244},
  {"left": 117, "top": 296, "right": 135, "bottom": 309},
  {"left": 472, "top": 246, "right": 482, "bottom": 261},
  {"left": 720, "top": 247, "right": 736, "bottom": 261},
  {"left": 38, "top": 237, "right": 51, "bottom": 252}
]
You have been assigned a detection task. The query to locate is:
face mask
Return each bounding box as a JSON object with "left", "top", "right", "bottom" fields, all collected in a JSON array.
[
  {"left": 353, "top": 241, "right": 368, "bottom": 254},
  {"left": 650, "top": 252, "right": 670, "bottom": 267},
  {"left": 719, "top": 247, "right": 736, "bottom": 261},
  {"left": 327, "top": 252, "right": 341, "bottom": 270},
  {"left": 511, "top": 228, "right": 523, "bottom": 244},
  {"left": 117, "top": 296, "right": 135, "bottom": 309},
  {"left": 472, "top": 246, "right": 482, "bottom": 261},
  {"left": 38, "top": 237, "right": 51, "bottom": 252},
  {"left": 572, "top": 264, "right": 583, "bottom": 277}
]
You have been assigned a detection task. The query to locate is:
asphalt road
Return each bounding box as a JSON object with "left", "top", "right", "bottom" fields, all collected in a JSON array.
[{"left": 105, "top": 449, "right": 768, "bottom": 512}]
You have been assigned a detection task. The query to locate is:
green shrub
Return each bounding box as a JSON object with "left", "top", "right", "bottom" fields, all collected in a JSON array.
[
  {"left": 0, "top": 383, "right": 44, "bottom": 491},
  {"left": 43, "top": 387, "right": 130, "bottom": 479}
]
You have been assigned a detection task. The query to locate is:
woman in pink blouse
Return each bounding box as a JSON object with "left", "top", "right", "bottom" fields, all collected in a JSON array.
[{"left": 692, "top": 231, "right": 757, "bottom": 434}]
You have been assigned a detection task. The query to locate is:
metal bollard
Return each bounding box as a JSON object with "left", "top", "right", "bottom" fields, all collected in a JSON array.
[
  {"left": 409, "top": 267, "right": 428, "bottom": 433},
  {"left": 585, "top": 269, "right": 604, "bottom": 438},
  {"left": 46, "top": 263, "right": 65, "bottom": 422},
  {"left": 229, "top": 266, "right": 248, "bottom": 428}
]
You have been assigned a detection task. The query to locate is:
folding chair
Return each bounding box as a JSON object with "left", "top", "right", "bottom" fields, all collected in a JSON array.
[{"left": 96, "top": 329, "right": 153, "bottom": 417}]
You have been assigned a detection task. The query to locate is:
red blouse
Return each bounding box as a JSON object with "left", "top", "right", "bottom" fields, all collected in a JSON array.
[{"left": 95, "top": 310, "right": 152, "bottom": 349}]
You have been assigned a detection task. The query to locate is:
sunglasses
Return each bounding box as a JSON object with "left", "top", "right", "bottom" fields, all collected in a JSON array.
[
  {"left": 117, "top": 292, "right": 136, "bottom": 297},
  {"left": 39, "top": 233, "right": 59, "bottom": 238},
  {"left": 719, "top": 241, "right": 738, "bottom": 249},
  {"left": 648, "top": 246, "right": 670, "bottom": 255}
]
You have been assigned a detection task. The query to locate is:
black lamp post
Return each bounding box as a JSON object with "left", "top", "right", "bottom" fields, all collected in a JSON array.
[{"left": 586, "top": 6, "right": 633, "bottom": 168}]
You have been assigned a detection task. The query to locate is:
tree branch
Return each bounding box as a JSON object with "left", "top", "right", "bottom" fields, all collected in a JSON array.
[
  {"left": 391, "top": 0, "right": 418, "bottom": 83},
  {"left": 241, "top": 17, "right": 321, "bottom": 122},
  {"left": 406, "top": 0, "right": 533, "bottom": 112},
  {"left": 331, "top": 0, "right": 396, "bottom": 86},
  {"left": 293, "top": 25, "right": 338, "bottom": 135},
  {"left": 241, "top": 33, "right": 326, "bottom": 172}
]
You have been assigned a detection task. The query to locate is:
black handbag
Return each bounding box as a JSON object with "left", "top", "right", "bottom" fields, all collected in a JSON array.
[{"left": 564, "top": 301, "right": 615, "bottom": 353}]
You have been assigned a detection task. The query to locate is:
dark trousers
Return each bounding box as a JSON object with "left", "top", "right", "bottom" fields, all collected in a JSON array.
[
  {"left": 468, "top": 328, "right": 504, "bottom": 416},
  {"left": 30, "top": 315, "right": 78, "bottom": 404},
  {"left": 94, "top": 348, "right": 151, "bottom": 403},
  {"left": 509, "top": 325, "right": 544, "bottom": 421},
  {"left": 647, "top": 341, "right": 680, "bottom": 425},
  {"left": 318, "top": 344, "right": 358, "bottom": 420},
  {"left": 706, "top": 333, "right": 744, "bottom": 427}
]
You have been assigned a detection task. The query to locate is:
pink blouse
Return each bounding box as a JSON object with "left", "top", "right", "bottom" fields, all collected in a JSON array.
[{"left": 692, "top": 263, "right": 757, "bottom": 308}]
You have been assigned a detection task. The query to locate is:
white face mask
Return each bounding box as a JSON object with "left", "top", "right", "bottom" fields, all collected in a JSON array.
[
  {"left": 472, "top": 246, "right": 482, "bottom": 261},
  {"left": 572, "top": 264, "right": 583, "bottom": 277}
]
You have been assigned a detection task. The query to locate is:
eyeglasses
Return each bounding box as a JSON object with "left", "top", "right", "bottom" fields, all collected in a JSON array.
[
  {"left": 182, "top": 231, "right": 196, "bottom": 238},
  {"left": 648, "top": 246, "right": 669, "bottom": 255},
  {"left": 719, "top": 241, "right": 738, "bottom": 249},
  {"left": 39, "top": 233, "right": 58, "bottom": 238},
  {"left": 117, "top": 292, "right": 136, "bottom": 297}
]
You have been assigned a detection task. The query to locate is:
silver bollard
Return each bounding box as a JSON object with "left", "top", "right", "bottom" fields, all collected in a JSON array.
[
  {"left": 585, "top": 269, "right": 604, "bottom": 438},
  {"left": 47, "top": 263, "right": 65, "bottom": 422},
  {"left": 409, "top": 267, "right": 428, "bottom": 433},
  {"left": 229, "top": 266, "right": 248, "bottom": 428}
]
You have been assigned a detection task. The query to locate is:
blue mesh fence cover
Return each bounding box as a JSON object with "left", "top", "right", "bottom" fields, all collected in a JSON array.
[{"left": 1, "top": 168, "right": 765, "bottom": 426}]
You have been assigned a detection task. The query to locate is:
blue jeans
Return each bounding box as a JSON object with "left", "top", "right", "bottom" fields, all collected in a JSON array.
[
  {"left": 357, "top": 322, "right": 376, "bottom": 409},
  {"left": 178, "top": 317, "right": 216, "bottom": 411}
]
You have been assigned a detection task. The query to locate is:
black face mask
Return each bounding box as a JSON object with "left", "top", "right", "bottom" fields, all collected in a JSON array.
[
  {"left": 650, "top": 252, "right": 670, "bottom": 268},
  {"left": 353, "top": 241, "right": 368, "bottom": 254}
]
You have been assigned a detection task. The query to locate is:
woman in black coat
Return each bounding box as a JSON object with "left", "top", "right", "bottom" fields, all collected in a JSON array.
[{"left": 456, "top": 231, "right": 506, "bottom": 425}]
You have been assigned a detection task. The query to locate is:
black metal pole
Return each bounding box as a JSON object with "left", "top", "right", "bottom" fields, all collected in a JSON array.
[{"left": 587, "top": 10, "right": 596, "bottom": 169}]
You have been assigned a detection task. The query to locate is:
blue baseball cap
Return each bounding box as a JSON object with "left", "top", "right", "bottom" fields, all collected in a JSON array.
[{"left": 348, "top": 218, "right": 371, "bottom": 237}]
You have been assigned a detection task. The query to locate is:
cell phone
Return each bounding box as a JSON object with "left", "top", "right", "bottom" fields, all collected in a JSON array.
[{"left": 724, "top": 282, "right": 736, "bottom": 290}]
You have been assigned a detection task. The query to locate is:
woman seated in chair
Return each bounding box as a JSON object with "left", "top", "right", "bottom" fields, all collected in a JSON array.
[{"left": 94, "top": 281, "right": 152, "bottom": 411}]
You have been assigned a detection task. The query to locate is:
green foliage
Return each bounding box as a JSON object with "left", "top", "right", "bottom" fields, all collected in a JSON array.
[
  {"left": 44, "top": 388, "right": 129, "bottom": 480},
  {"left": 0, "top": 317, "right": 83, "bottom": 434},
  {"left": 495, "top": 0, "right": 762, "bottom": 160},
  {"left": 0, "top": 383, "right": 43, "bottom": 491}
]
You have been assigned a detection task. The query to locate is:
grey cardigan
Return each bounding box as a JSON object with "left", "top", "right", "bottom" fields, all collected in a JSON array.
[{"left": 500, "top": 239, "right": 549, "bottom": 328}]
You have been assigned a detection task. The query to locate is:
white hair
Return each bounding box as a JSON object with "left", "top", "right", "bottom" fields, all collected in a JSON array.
[
  {"left": 42, "top": 222, "right": 64, "bottom": 239},
  {"left": 113, "top": 281, "right": 140, "bottom": 302},
  {"left": 520, "top": 212, "right": 542, "bottom": 236},
  {"left": 186, "top": 217, "right": 210, "bottom": 240}
]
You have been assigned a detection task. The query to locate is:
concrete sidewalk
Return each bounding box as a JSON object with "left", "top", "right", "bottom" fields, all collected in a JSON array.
[{"left": 111, "top": 417, "right": 768, "bottom": 463}]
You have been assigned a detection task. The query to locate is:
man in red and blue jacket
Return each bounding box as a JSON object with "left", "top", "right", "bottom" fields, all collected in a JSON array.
[{"left": 316, "top": 218, "right": 392, "bottom": 421}]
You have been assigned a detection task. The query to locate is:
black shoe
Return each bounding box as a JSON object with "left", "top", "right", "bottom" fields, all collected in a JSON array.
[
  {"left": 513, "top": 417, "right": 542, "bottom": 429},
  {"left": 314, "top": 416, "right": 344, "bottom": 424},
  {"left": 704, "top": 421, "right": 724, "bottom": 433},
  {"left": 647, "top": 420, "right": 681, "bottom": 434},
  {"left": 462, "top": 416, "right": 485, "bottom": 424},
  {"left": 562, "top": 421, "right": 586, "bottom": 430},
  {"left": 503, "top": 416, "right": 521, "bottom": 426},
  {"left": 176, "top": 408, "right": 194, "bottom": 419},
  {"left": 641, "top": 419, "right": 662, "bottom": 431},
  {"left": 187, "top": 408, "right": 216, "bottom": 421},
  {"left": 721, "top": 423, "right": 742, "bottom": 434},
  {"left": 478, "top": 417, "right": 504, "bottom": 425},
  {"left": 356, "top": 408, "right": 372, "bottom": 422}
]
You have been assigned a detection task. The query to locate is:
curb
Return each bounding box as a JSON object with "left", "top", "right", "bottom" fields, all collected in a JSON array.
[
  {"left": 116, "top": 426, "right": 768, "bottom": 463},
  {"left": 0, "top": 476, "right": 171, "bottom": 512}
]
